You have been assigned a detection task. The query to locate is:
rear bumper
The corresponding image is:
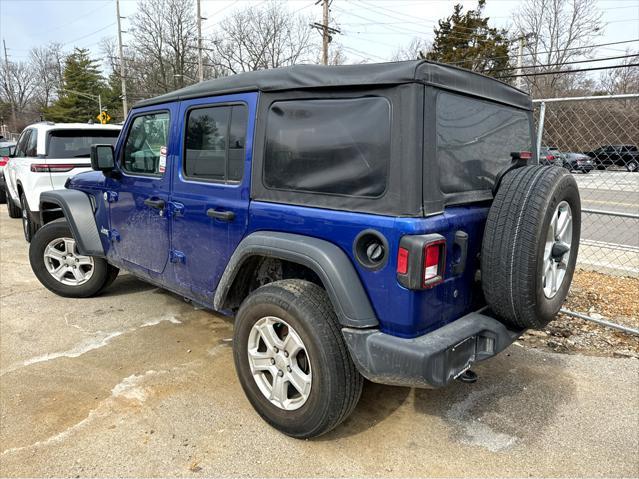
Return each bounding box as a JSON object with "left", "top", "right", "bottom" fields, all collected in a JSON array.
[{"left": 342, "top": 311, "right": 523, "bottom": 388}]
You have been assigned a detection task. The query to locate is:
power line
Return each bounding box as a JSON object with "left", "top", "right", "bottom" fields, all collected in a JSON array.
[
  {"left": 503, "top": 62, "right": 639, "bottom": 78},
  {"left": 446, "top": 38, "right": 639, "bottom": 66},
  {"left": 494, "top": 53, "right": 639, "bottom": 72},
  {"left": 60, "top": 23, "right": 116, "bottom": 48}
]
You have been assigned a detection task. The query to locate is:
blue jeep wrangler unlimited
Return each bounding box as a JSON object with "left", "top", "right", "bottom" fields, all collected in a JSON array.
[{"left": 28, "top": 60, "right": 580, "bottom": 438}]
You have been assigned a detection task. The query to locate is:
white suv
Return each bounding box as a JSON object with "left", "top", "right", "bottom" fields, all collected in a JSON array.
[{"left": 5, "top": 122, "right": 121, "bottom": 241}]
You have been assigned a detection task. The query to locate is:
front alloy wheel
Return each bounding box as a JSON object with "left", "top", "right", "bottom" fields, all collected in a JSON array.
[
  {"left": 43, "top": 237, "right": 95, "bottom": 286},
  {"left": 29, "top": 219, "right": 118, "bottom": 298}
]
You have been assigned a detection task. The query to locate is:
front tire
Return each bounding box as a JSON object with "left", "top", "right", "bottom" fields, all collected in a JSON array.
[
  {"left": 233, "top": 279, "right": 363, "bottom": 438},
  {"left": 29, "top": 220, "right": 118, "bottom": 298}
]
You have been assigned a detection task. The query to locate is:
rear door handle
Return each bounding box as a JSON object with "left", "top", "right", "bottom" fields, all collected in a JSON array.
[
  {"left": 207, "top": 209, "right": 235, "bottom": 221},
  {"left": 144, "top": 198, "right": 165, "bottom": 209}
]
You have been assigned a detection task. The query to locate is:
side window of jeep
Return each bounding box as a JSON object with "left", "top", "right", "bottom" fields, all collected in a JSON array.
[
  {"left": 184, "top": 104, "right": 247, "bottom": 183},
  {"left": 122, "top": 112, "right": 170, "bottom": 176}
]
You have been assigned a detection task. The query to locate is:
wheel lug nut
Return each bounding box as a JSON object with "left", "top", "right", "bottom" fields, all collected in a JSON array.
[
  {"left": 277, "top": 370, "right": 283, "bottom": 377},
  {"left": 270, "top": 358, "right": 275, "bottom": 365},
  {"left": 274, "top": 347, "right": 279, "bottom": 353},
  {"left": 283, "top": 351, "right": 289, "bottom": 357},
  {"left": 286, "top": 366, "right": 292, "bottom": 372}
]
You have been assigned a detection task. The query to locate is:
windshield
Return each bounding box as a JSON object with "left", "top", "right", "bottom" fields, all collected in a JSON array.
[{"left": 47, "top": 129, "right": 119, "bottom": 158}]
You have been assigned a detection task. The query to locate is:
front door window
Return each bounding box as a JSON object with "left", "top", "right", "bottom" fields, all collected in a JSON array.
[{"left": 122, "top": 112, "right": 170, "bottom": 176}]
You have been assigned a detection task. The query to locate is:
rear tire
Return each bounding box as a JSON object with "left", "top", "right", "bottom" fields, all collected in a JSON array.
[
  {"left": 20, "top": 192, "right": 37, "bottom": 242},
  {"left": 6, "top": 189, "right": 21, "bottom": 218},
  {"left": 233, "top": 279, "right": 363, "bottom": 438},
  {"left": 0, "top": 187, "right": 6, "bottom": 204},
  {"left": 481, "top": 166, "right": 581, "bottom": 330},
  {"left": 29, "top": 219, "right": 116, "bottom": 298}
]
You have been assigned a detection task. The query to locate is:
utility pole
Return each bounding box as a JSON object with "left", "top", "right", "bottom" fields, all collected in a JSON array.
[
  {"left": 322, "top": 0, "right": 329, "bottom": 65},
  {"left": 197, "top": 0, "right": 203, "bottom": 82},
  {"left": 310, "top": 0, "right": 339, "bottom": 65},
  {"left": 2, "top": 40, "right": 17, "bottom": 132},
  {"left": 516, "top": 34, "right": 525, "bottom": 90},
  {"left": 116, "top": 0, "right": 128, "bottom": 117}
]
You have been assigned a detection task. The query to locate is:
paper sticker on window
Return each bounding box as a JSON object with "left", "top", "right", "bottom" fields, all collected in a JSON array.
[{"left": 159, "top": 146, "right": 167, "bottom": 173}]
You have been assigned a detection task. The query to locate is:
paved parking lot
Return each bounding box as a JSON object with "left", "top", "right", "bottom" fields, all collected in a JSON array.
[{"left": 1, "top": 211, "right": 638, "bottom": 477}]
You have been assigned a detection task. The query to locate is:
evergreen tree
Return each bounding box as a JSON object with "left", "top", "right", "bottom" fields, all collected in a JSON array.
[
  {"left": 426, "top": 0, "right": 511, "bottom": 77},
  {"left": 102, "top": 71, "right": 124, "bottom": 122},
  {"left": 45, "top": 48, "right": 105, "bottom": 123}
]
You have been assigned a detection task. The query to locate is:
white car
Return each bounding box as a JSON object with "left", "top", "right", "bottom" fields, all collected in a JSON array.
[{"left": 5, "top": 122, "right": 121, "bottom": 241}]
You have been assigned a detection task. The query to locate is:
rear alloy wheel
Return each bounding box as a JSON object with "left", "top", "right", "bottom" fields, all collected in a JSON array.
[
  {"left": 247, "top": 316, "right": 312, "bottom": 411},
  {"left": 233, "top": 279, "right": 363, "bottom": 438},
  {"left": 29, "top": 219, "right": 118, "bottom": 298},
  {"left": 20, "top": 192, "right": 37, "bottom": 242},
  {"left": 482, "top": 165, "right": 581, "bottom": 330},
  {"left": 6, "top": 189, "right": 21, "bottom": 218},
  {"left": 626, "top": 160, "right": 638, "bottom": 172}
]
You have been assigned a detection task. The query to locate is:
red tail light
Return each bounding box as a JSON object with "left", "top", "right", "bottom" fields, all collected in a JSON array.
[
  {"left": 30, "top": 164, "right": 81, "bottom": 173},
  {"left": 396, "top": 247, "right": 409, "bottom": 275},
  {"left": 423, "top": 240, "right": 446, "bottom": 287},
  {"left": 0, "top": 156, "right": 8, "bottom": 167},
  {"left": 547, "top": 155, "right": 555, "bottom": 161}
]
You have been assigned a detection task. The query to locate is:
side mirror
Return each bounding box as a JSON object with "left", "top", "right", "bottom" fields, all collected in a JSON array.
[{"left": 90, "top": 144, "right": 115, "bottom": 172}]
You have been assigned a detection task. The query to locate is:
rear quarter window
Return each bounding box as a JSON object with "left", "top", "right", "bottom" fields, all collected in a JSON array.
[
  {"left": 263, "top": 97, "right": 391, "bottom": 198},
  {"left": 436, "top": 92, "right": 532, "bottom": 195}
]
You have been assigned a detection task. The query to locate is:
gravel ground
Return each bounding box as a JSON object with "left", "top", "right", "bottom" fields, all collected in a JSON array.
[
  {"left": 519, "top": 270, "right": 639, "bottom": 357},
  {"left": 1, "top": 214, "right": 638, "bottom": 477}
]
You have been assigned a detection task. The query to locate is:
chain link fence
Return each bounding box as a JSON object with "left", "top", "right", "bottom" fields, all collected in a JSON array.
[{"left": 533, "top": 94, "right": 639, "bottom": 278}]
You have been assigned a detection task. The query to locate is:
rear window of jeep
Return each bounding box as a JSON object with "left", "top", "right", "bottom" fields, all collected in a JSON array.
[
  {"left": 263, "top": 97, "right": 391, "bottom": 197},
  {"left": 436, "top": 92, "right": 532, "bottom": 195}
]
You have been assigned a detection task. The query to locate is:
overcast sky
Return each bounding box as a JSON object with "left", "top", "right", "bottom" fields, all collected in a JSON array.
[{"left": 1, "top": 0, "right": 638, "bottom": 71}]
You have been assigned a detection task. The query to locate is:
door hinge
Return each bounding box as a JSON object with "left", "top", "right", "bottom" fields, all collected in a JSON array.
[
  {"left": 169, "top": 250, "right": 186, "bottom": 264},
  {"left": 100, "top": 227, "right": 120, "bottom": 242},
  {"left": 103, "top": 191, "right": 119, "bottom": 203}
]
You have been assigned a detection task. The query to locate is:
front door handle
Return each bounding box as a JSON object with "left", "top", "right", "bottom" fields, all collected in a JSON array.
[
  {"left": 207, "top": 209, "right": 235, "bottom": 221},
  {"left": 144, "top": 198, "right": 165, "bottom": 209}
]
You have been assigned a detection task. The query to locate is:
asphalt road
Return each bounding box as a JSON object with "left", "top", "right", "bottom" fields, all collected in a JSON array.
[
  {"left": 1, "top": 214, "right": 638, "bottom": 477},
  {"left": 576, "top": 171, "right": 639, "bottom": 247}
]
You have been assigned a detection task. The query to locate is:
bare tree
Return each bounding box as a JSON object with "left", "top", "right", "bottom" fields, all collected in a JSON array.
[
  {"left": 0, "top": 60, "right": 39, "bottom": 129},
  {"left": 130, "top": 0, "right": 198, "bottom": 94},
  {"left": 514, "top": 0, "right": 603, "bottom": 96},
  {"left": 29, "top": 43, "right": 64, "bottom": 108},
  {"left": 599, "top": 49, "right": 639, "bottom": 95},
  {"left": 391, "top": 38, "right": 429, "bottom": 61},
  {"left": 206, "top": 1, "right": 314, "bottom": 74}
]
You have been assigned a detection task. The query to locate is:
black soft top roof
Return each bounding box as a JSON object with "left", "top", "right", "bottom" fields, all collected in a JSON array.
[{"left": 135, "top": 60, "right": 531, "bottom": 110}]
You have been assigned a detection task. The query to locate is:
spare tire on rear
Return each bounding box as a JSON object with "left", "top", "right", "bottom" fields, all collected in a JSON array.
[{"left": 481, "top": 165, "right": 581, "bottom": 330}]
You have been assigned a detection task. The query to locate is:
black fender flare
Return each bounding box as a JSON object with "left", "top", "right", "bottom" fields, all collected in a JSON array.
[
  {"left": 214, "top": 231, "right": 378, "bottom": 328},
  {"left": 39, "top": 190, "right": 105, "bottom": 257}
]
